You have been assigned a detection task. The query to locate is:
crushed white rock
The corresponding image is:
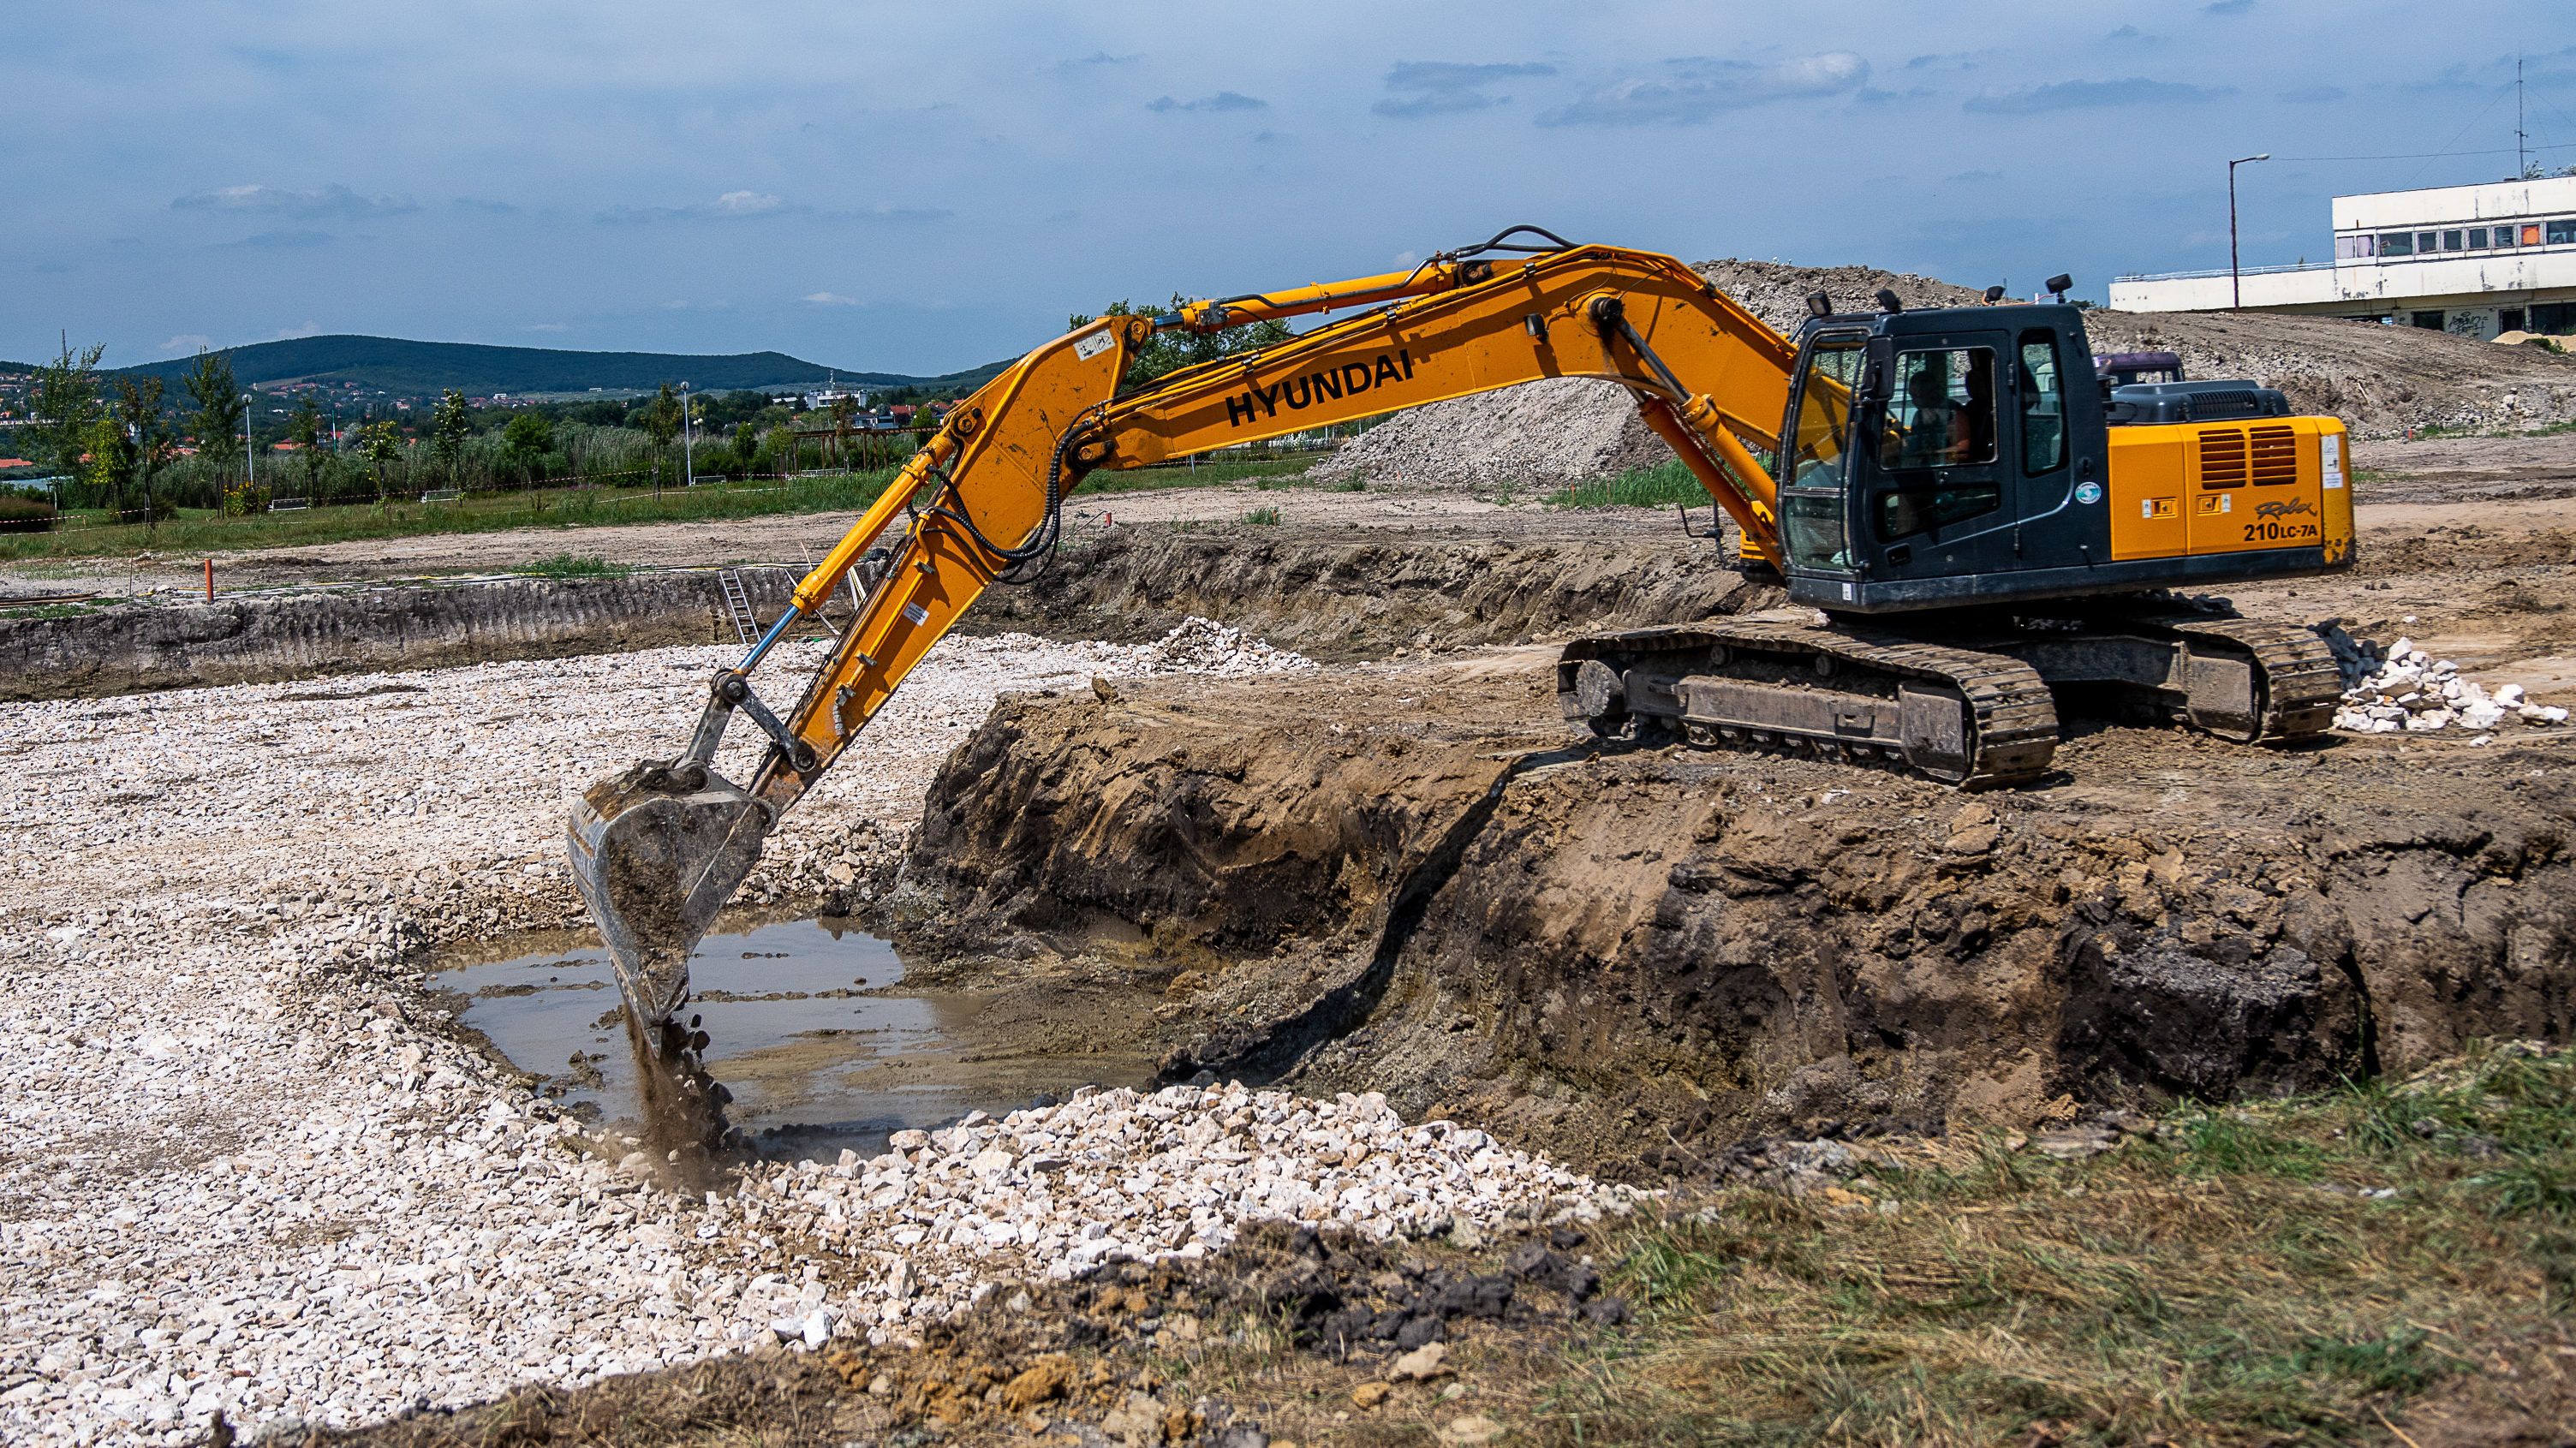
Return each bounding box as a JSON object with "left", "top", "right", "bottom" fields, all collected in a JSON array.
[
  {"left": 2317, "top": 625, "right": 2567, "bottom": 736},
  {"left": 0, "top": 622, "right": 1598, "bottom": 1448}
]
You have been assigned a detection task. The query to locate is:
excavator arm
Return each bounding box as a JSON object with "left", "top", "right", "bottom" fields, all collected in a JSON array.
[{"left": 569, "top": 234, "right": 1806, "bottom": 1034}]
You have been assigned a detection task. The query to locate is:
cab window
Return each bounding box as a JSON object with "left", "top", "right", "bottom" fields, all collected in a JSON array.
[
  {"left": 1780, "top": 338, "right": 1863, "bottom": 569},
  {"left": 1881, "top": 349, "right": 1997, "bottom": 470},
  {"left": 2018, "top": 331, "right": 2065, "bottom": 474},
  {"left": 1875, "top": 346, "right": 2001, "bottom": 542}
]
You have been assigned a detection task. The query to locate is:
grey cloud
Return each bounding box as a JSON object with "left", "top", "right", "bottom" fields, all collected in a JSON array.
[
  {"left": 1146, "top": 91, "right": 1267, "bottom": 113},
  {"left": 1372, "top": 60, "right": 1555, "bottom": 119},
  {"left": 171, "top": 183, "right": 416, "bottom": 220},
  {"left": 1060, "top": 51, "right": 1139, "bottom": 69},
  {"left": 1963, "top": 77, "right": 2233, "bottom": 113},
  {"left": 1538, "top": 52, "right": 1868, "bottom": 127},
  {"left": 2203, "top": 0, "right": 2252, "bottom": 13}
]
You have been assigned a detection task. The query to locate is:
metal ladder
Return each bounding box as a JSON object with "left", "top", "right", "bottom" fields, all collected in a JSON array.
[{"left": 717, "top": 568, "right": 760, "bottom": 647}]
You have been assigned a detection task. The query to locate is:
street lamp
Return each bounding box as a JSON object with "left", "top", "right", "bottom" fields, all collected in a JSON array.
[
  {"left": 680, "top": 383, "right": 695, "bottom": 487},
  {"left": 242, "top": 393, "right": 255, "bottom": 491},
  {"left": 2229, "top": 152, "right": 2271, "bottom": 311}
]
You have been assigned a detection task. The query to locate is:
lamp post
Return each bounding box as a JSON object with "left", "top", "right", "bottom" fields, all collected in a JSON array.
[
  {"left": 2229, "top": 152, "right": 2270, "bottom": 310},
  {"left": 242, "top": 393, "right": 255, "bottom": 491},
  {"left": 680, "top": 383, "right": 695, "bottom": 487}
]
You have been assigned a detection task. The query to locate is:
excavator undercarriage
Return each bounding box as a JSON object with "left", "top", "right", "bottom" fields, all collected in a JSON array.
[{"left": 1559, "top": 602, "right": 2342, "bottom": 787}]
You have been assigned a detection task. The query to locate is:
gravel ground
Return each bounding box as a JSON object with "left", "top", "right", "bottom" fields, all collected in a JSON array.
[{"left": 0, "top": 623, "right": 1612, "bottom": 1445}]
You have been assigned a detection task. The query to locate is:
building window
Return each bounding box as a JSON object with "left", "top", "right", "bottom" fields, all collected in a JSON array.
[
  {"left": 2468, "top": 228, "right": 2489, "bottom": 248},
  {"left": 2525, "top": 224, "right": 2546, "bottom": 246},
  {"left": 2379, "top": 231, "right": 2415, "bottom": 256},
  {"left": 2417, "top": 231, "right": 2439, "bottom": 253},
  {"left": 2336, "top": 234, "right": 2376, "bottom": 259},
  {"left": 2442, "top": 229, "right": 2463, "bottom": 250},
  {"left": 2499, "top": 228, "right": 2518, "bottom": 249},
  {"left": 2501, "top": 308, "right": 2525, "bottom": 332},
  {"left": 2412, "top": 311, "right": 2445, "bottom": 330},
  {"left": 2549, "top": 220, "right": 2576, "bottom": 245}
]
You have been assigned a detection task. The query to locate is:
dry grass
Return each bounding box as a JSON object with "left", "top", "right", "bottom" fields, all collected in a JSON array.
[{"left": 1527, "top": 1043, "right": 2576, "bottom": 1445}]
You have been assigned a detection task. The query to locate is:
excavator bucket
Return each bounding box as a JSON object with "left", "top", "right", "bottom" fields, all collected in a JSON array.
[{"left": 564, "top": 761, "right": 772, "bottom": 1039}]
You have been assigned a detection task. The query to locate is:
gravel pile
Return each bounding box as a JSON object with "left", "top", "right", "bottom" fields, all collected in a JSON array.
[
  {"left": 706, "top": 1083, "right": 1630, "bottom": 1350},
  {"left": 2319, "top": 627, "right": 2570, "bottom": 738},
  {"left": 1313, "top": 258, "right": 2576, "bottom": 491},
  {"left": 0, "top": 623, "right": 1608, "bottom": 1445},
  {"left": 2084, "top": 309, "right": 2576, "bottom": 439},
  {"left": 1137, "top": 617, "right": 1316, "bottom": 676}
]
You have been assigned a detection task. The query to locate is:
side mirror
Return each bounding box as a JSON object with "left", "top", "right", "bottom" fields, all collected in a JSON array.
[
  {"left": 1983, "top": 285, "right": 2007, "bottom": 305},
  {"left": 2046, "top": 273, "right": 2073, "bottom": 302}
]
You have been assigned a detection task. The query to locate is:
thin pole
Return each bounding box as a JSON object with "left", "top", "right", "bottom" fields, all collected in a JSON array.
[
  {"left": 2519, "top": 58, "right": 2529, "bottom": 179},
  {"left": 682, "top": 384, "right": 695, "bottom": 487},
  {"left": 2228, "top": 153, "right": 2270, "bottom": 311},
  {"left": 243, "top": 393, "right": 254, "bottom": 490}
]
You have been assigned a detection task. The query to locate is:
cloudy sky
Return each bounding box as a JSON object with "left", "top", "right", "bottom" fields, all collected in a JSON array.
[{"left": 6, "top": 2, "right": 2572, "bottom": 374}]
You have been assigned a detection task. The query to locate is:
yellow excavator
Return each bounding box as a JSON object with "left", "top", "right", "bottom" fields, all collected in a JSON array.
[{"left": 569, "top": 228, "right": 2353, "bottom": 1036}]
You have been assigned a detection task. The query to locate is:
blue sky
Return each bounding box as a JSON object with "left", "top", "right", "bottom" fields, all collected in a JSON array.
[{"left": 6, "top": 2, "right": 2573, "bottom": 374}]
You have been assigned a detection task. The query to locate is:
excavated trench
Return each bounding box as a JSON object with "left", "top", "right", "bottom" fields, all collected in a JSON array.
[{"left": 880, "top": 617, "right": 2576, "bottom": 1179}]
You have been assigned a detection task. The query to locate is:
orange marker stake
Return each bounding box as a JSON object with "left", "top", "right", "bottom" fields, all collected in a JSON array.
[{"left": 204, "top": 557, "right": 214, "bottom": 602}]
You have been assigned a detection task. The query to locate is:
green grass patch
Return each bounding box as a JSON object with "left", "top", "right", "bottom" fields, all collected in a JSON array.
[
  {"left": 0, "top": 472, "right": 904, "bottom": 564},
  {"left": 1547, "top": 459, "right": 1716, "bottom": 510},
  {"left": 1243, "top": 505, "right": 1282, "bottom": 526},
  {"left": 1541, "top": 1043, "right": 2576, "bottom": 1446},
  {"left": 1070, "top": 455, "right": 1319, "bottom": 497},
  {"left": 516, "top": 553, "right": 632, "bottom": 580}
]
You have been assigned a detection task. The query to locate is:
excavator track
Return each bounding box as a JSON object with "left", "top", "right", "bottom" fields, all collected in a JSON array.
[
  {"left": 1559, "top": 614, "right": 2060, "bottom": 788},
  {"left": 2132, "top": 611, "right": 2344, "bottom": 742}
]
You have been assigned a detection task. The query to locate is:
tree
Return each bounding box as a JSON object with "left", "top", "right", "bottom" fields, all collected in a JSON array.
[
  {"left": 500, "top": 411, "right": 555, "bottom": 480},
  {"left": 33, "top": 333, "right": 107, "bottom": 482},
  {"left": 288, "top": 395, "right": 324, "bottom": 498},
  {"left": 86, "top": 378, "right": 171, "bottom": 530},
  {"left": 732, "top": 420, "right": 758, "bottom": 463},
  {"left": 360, "top": 419, "right": 402, "bottom": 496},
  {"left": 1068, "top": 295, "right": 1294, "bottom": 390},
  {"left": 181, "top": 350, "right": 245, "bottom": 485},
  {"left": 641, "top": 384, "right": 682, "bottom": 448},
  {"left": 431, "top": 390, "right": 472, "bottom": 483}
]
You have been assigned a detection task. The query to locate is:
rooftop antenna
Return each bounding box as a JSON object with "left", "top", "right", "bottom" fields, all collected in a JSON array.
[{"left": 2518, "top": 57, "right": 2529, "bottom": 180}]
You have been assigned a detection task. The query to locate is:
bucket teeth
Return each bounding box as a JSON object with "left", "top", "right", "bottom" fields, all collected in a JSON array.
[{"left": 565, "top": 761, "right": 772, "bottom": 1038}]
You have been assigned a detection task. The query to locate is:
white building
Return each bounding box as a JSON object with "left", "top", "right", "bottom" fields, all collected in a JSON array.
[{"left": 2110, "top": 175, "right": 2576, "bottom": 339}]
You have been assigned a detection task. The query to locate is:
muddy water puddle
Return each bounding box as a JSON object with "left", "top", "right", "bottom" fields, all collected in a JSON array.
[{"left": 432, "top": 916, "right": 1149, "bottom": 1161}]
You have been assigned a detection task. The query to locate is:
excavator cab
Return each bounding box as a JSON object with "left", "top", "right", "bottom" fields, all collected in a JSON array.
[{"left": 1773, "top": 303, "right": 2114, "bottom": 613}]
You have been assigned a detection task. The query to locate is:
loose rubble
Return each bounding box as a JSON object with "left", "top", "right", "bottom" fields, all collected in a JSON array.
[
  {"left": 2318, "top": 624, "right": 2568, "bottom": 736},
  {"left": 0, "top": 620, "right": 1607, "bottom": 1448},
  {"left": 707, "top": 1083, "right": 1629, "bottom": 1349}
]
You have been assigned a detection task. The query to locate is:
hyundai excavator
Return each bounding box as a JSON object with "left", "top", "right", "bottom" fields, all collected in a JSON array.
[{"left": 569, "top": 228, "right": 2353, "bottom": 1037}]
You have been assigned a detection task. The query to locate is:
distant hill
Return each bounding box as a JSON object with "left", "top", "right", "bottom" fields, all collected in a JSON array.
[{"left": 104, "top": 335, "right": 1008, "bottom": 398}]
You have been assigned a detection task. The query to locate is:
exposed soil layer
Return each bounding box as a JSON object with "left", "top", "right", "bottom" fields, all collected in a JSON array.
[
  {"left": 0, "top": 568, "right": 802, "bottom": 701},
  {"left": 900, "top": 651, "right": 2576, "bottom": 1178}
]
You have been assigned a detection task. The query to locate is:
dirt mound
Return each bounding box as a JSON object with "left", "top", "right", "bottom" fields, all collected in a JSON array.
[
  {"left": 963, "top": 526, "right": 1768, "bottom": 661},
  {"left": 1312, "top": 259, "right": 1983, "bottom": 492},
  {"left": 1313, "top": 259, "right": 2576, "bottom": 492},
  {"left": 902, "top": 657, "right": 2576, "bottom": 1178},
  {"left": 2085, "top": 307, "right": 2576, "bottom": 438}
]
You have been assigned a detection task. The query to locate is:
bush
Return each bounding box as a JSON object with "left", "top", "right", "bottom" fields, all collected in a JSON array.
[{"left": 0, "top": 494, "right": 57, "bottom": 532}]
